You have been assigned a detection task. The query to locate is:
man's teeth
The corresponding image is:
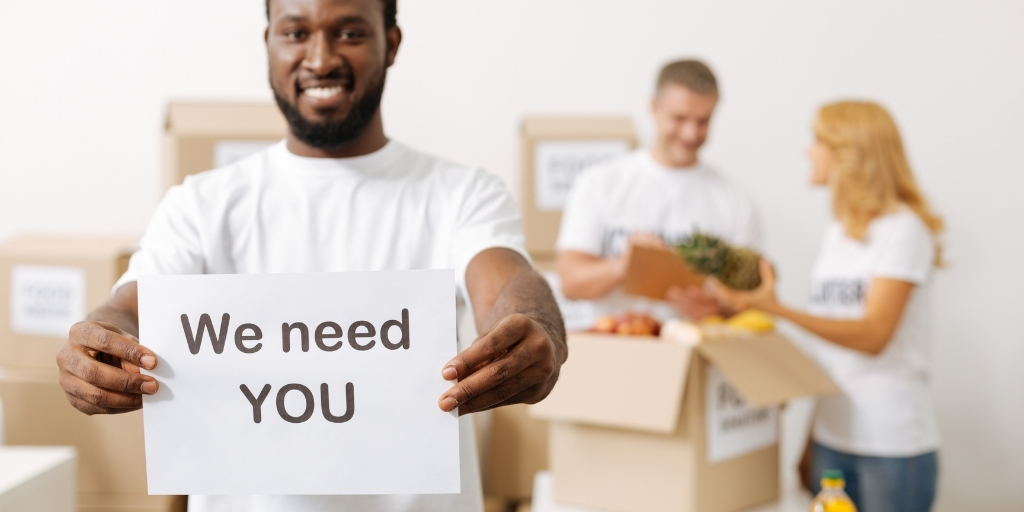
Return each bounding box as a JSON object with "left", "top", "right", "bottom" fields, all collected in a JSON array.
[{"left": 304, "top": 86, "right": 343, "bottom": 99}]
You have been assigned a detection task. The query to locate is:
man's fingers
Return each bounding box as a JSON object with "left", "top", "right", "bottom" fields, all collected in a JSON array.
[
  {"left": 72, "top": 321, "right": 157, "bottom": 370},
  {"left": 439, "top": 344, "right": 538, "bottom": 412},
  {"left": 64, "top": 393, "right": 137, "bottom": 416},
  {"left": 59, "top": 371, "right": 145, "bottom": 410},
  {"left": 441, "top": 314, "right": 532, "bottom": 381},
  {"left": 459, "top": 380, "right": 550, "bottom": 415},
  {"left": 61, "top": 349, "right": 157, "bottom": 396}
]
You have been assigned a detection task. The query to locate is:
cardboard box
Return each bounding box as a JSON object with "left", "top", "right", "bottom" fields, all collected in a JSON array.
[
  {"left": 531, "top": 332, "right": 835, "bottom": 512},
  {"left": 622, "top": 245, "right": 704, "bottom": 300},
  {"left": 484, "top": 404, "right": 549, "bottom": 501},
  {"left": 521, "top": 117, "right": 637, "bottom": 259},
  {"left": 0, "top": 236, "right": 137, "bottom": 370},
  {"left": 164, "top": 102, "right": 287, "bottom": 191},
  {"left": 0, "top": 367, "right": 184, "bottom": 511}
]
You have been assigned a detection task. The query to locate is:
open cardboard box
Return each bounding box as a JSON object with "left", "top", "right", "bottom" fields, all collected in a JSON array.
[
  {"left": 531, "top": 331, "right": 836, "bottom": 512},
  {"left": 622, "top": 245, "right": 704, "bottom": 300}
]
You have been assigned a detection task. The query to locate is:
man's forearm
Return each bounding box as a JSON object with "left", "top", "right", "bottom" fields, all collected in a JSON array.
[{"left": 479, "top": 269, "right": 566, "bottom": 357}]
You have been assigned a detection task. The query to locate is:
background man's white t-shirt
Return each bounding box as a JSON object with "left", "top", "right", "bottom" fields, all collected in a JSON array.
[
  {"left": 115, "top": 140, "right": 530, "bottom": 512},
  {"left": 555, "top": 149, "right": 761, "bottom": 322},
  {"left": 806, "top": 208, "right": 941, "bottom": 457}
]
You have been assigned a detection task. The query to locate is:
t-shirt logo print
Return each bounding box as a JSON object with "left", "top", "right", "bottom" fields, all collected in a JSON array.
[{"left": 810, "top": 279, "right": 867, "bottom": 307}]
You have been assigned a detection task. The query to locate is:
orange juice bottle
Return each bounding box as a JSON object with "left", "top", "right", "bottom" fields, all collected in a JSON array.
[{"left": 809, "top": 470, "right": 857, "bottom": 512}]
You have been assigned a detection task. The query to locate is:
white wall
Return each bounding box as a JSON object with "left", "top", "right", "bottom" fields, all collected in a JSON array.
[{"left": 2, "top": 1, "right": 1022, "bottom": 508}]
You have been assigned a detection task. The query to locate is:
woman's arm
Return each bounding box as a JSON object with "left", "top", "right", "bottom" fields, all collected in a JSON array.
[{"left": 713, "top": 260, "right": 916, "bottom": 355}]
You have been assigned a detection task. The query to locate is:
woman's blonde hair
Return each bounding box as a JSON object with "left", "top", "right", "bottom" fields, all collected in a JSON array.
[{"left": 814, "top": 101, "right": 944, "bottom": 265}]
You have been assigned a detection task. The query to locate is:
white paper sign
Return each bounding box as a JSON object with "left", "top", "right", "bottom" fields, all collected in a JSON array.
[
  {"left": 10, "top": 265, "right": 87, "bottom": 338},
  {"left": 533, "top": 139, "right": 631, "bottom": 211},
  {"left": 705, "top": 366, "right": 778, "bottom": 463},
  {"left": 138, "top": 270, "right": 460, "bottom": 495},
  {"left": 213, "top": 140, "right": 276, "bottom": 168}
]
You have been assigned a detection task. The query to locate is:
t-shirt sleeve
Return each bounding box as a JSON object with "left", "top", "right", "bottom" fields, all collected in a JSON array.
[
  {"left": 450, "top": 171, "right": 531, "bottom": 302},
  {"left": 113, "top": 184, "right": 205, "bottom": 293},
  {"left": 869, "top": 212, "right": 935, "bottom": 284},
  {"left": 555, "top": 169, "right": 604, "bottom": 256}
]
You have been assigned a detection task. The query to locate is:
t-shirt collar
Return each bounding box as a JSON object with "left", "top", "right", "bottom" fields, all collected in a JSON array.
[
  {"left": 640, "top": 148, "right": 706, "bottom": 177},
  {"left": 270, "top": 139, "right": 405, "bottom": 175}
]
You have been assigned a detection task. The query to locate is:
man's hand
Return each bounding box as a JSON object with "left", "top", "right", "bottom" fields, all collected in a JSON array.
[
  {"left": 56, "top": 318, "right": 159, "bottom": 415},
  {"left": 438, "top": 313, "right": 561, "bottom": 414},
  {"left": 443, "top": 248, "right": 567, "bottom": 415},
  {"left": 665, "top": 285, "right": 723, "bottom": 321}
]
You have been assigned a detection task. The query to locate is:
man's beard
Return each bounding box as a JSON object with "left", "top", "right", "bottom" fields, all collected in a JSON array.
[{"left": 272, "top": 69, "right": 386, "bottom": 152}]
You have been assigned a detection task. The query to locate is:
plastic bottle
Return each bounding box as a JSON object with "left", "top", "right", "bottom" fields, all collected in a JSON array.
[{"left": 809, "top": 470, "right": 858, "bottom": 512}]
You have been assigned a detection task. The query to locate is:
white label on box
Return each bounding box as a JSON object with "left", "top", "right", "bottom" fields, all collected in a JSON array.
[
  {"left": 533, "top": 139, "right": 631, "bottom": 211},
  {"left": 213, "top": 140, "right": 276, "bottom": 168},
  {"left": 138, "top": 270, "right": 460, "bottom": 495},
  {"left": 705, "top": 365, "right": 777, "bottom": 463},
  {"left": 10, "top": 265, "right": 87, "bottom": 338}
]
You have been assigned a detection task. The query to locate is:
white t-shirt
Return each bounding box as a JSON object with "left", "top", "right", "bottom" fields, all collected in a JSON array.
[
  {"left": 555, "top": 149, "right": 761, "bottom": 321},
  {"left": 116, "top": 140, "right": 530, "bottom": 512},
  {"left": 806, "top": 208, "right": 941, "bottom": 457}
]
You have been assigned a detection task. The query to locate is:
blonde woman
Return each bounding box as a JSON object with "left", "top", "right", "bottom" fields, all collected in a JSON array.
[{"left": 714, "top": 101, "right": 942, "bottom": 512}]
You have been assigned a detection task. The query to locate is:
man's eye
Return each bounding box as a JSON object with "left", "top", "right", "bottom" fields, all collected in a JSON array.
[
  {"left": 338, "top": 30, "right": 365, "bottom": 41},
  {"left": 285, "top": 30, "right": 307, "bottom": 40}
]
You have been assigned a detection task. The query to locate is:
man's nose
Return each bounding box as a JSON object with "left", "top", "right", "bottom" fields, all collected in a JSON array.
[
  {"left": 679, "top": 121, "right": 700, "bottom": 142},
  {"left": 302, "top": 31, "right": 342, "bottom": 76}
]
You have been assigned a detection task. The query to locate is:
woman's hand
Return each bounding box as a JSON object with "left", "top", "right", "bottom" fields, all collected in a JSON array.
[{"left": 710, "top": 259, "right": 779, "bottom": 312}]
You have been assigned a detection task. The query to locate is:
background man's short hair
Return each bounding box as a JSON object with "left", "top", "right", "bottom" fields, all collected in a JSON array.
[
  {"left": 266, "top": 0, "right": 398, "bottom": 29},
  {"left": 656, "top": 59, "right": 719, "bottom": 96}
]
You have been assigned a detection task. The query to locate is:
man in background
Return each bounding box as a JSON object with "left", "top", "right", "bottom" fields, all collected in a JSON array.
[
  {"left": 54, "top": 0, "right": 566, "bottom": 510},
  {"left": 556, "top": 59, "right": 761, "bottom": 321}
]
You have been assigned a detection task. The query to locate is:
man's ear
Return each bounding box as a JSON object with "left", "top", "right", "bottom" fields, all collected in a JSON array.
[
  {"left": 386, "top": 26, "right": 402, "bottom": 67},
  {"left": 264, "top": 27, "right": 269, "bottom": 45}
]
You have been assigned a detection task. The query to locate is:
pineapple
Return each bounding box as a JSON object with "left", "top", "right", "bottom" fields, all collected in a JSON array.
[{"left": 677, "top": 232, "right": 764, "bottom": 290}]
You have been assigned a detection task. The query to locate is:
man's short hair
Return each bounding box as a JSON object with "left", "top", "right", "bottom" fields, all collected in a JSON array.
[
  {"left": 265, "top": 0, "right": 398, "bottom": 29},
  {"left": 656, "top": 59, "right": 718, "bottom": 96}
]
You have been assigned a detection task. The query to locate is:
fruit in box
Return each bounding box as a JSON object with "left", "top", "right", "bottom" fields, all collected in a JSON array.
[
  {"left": 591, "top": 312, "right": 661, "bottom": 336},
  {"left": 677, "top": 231, "right": 765, "bottom": 290},
  {"left": 725, "top": 309, "right": 775, "bottom": 332}
]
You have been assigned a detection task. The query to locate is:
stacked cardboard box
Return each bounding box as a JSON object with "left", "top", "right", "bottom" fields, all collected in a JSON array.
[
  {"left": 0, "top": 235, "right": 185, "bottom": 512},
  {"left": 531, "top": 331, "right": 836, "bottom": 512},
  {"left": 163, "top": 102, "right": 288, "bottom": 191},
  {"left": 520, "top": 117, "right": 636, "bottom": 263}
]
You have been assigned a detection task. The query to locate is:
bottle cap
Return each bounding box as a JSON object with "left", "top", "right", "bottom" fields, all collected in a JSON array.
[{"left": 822, "top": 469, "right": 844, "bottom": 480}]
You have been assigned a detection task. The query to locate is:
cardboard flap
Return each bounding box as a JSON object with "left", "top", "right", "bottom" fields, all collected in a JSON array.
[
  {"left": 622, "top": 246, "right": 704, "bottom": 300},
  {"left": 530, "top": 333, "right": 692, "bottom": 434},
  {"left": 695, "top": 333, "right": 837, "bottom": 408},
  {"left": 165, "top": 103, "right": 287, "bottom": 137}
]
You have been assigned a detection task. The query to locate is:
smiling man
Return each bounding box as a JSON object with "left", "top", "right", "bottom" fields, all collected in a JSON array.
[
  {"left": 53, "top": 0, "right": 566, "bottom": 510},
  {"left": 556, "top": 59, "right": 761, "bottom": 322}
]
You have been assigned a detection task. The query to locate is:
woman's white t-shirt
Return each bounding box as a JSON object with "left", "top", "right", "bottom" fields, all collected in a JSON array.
[
  {"left": 806, "top": 208, "right": 941, "bottom": 457},
  {"left": 555, "top": 149, "right": 760, "bottom": 321},
  {"left": 115, "top": 140, "right": 531, "bottom": 512}
]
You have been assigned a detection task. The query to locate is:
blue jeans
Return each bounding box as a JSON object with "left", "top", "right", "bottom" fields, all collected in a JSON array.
[{"left": 811, "top": 442, "right": 938, "bottom": 512}]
